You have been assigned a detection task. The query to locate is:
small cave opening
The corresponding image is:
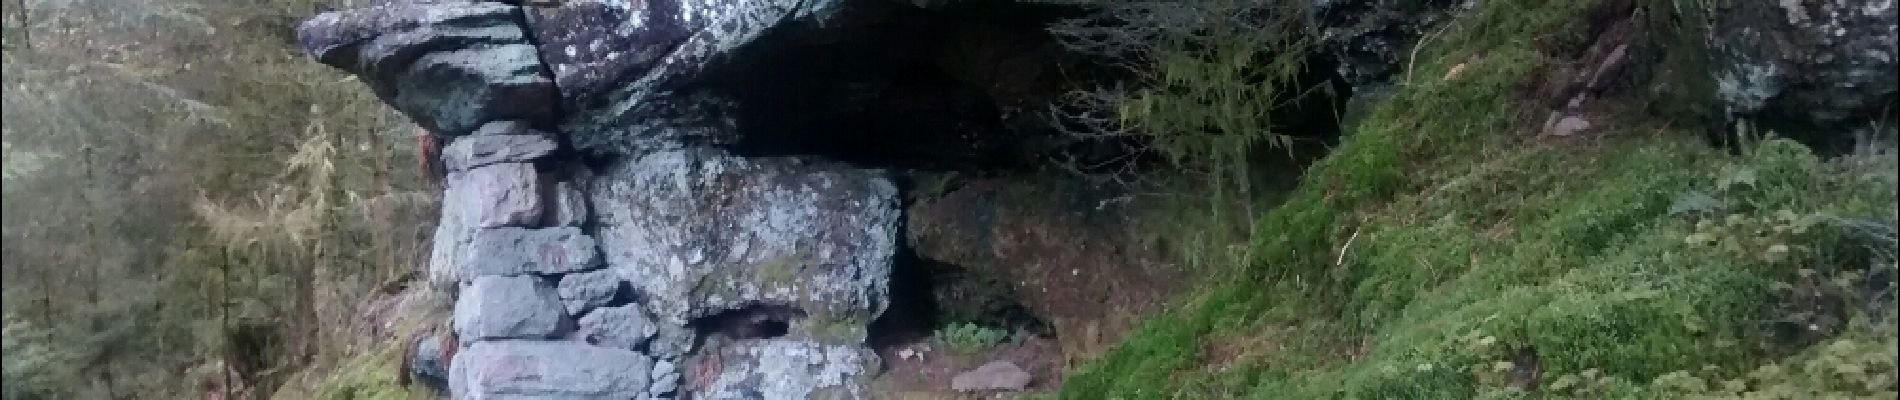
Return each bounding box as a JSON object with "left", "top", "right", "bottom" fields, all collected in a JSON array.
[
  {"left": 869, "top": 222, "right": 1056, "bottom": 354},
  {"left": 867, "top": 244, "right": 943, "bottom": 350},
  {"left": 689, "top": 304, "right": 806, "bottom": 343}
]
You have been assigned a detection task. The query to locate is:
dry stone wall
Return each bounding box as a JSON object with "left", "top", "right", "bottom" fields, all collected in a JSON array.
[{"left": 298, "top": 1, "right": 895, "bottom": 398}]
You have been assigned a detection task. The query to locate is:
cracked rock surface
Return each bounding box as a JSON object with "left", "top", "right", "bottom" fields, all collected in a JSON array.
[{"left": 1709, "top": 0, "right": 1898, "bottom": 142}]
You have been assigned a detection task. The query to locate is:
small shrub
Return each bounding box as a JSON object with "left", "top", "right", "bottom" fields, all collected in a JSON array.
[
  {"left": 1047, "top": 0, "right": 1315, "bottom": 193},
  {"left": 935, "top": 322, "right": 1010, "bottom": 353}
]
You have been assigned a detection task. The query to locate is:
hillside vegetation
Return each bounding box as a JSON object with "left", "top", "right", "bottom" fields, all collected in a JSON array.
[
  {"left": 2, "top": 2, "right": 436, "bottom": 398},
  {"left": 1058, "top": 0, "right": 1898, "bottom": 398}
]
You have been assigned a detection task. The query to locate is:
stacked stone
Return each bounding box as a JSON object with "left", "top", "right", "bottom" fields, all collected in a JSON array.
[
  {"left": 299, "top": 0, "right": 897, "bottom": 399},
  {"left": 298, "top": 3, "right": 663, "bottom": 398}
]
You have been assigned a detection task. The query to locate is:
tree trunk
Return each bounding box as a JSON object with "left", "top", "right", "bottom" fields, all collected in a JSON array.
[
  {"left": 81, "top": 145, "right": 119, "bottom": 398},
  {"left": 222, "top": 247, "right": 233, "bottom": 400},
  {"left": 39, "top": 267, "right": 55, "bottom": 325},
  {"left": 368, "top": 118, "right": 396, "bottom": 283}
]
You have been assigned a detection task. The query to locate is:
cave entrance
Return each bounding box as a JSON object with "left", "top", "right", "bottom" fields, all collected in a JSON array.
[
  {"left": 702, "top": 0, "right": 1101, "bottom": 171},
  {"left": 700, "top": 1, "right": 1352, "bottom": 180},
  {"left": 869, "top": 235, "right": 1055, "bottom": 353}
]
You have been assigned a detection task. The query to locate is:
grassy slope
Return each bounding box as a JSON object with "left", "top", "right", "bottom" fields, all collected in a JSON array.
[
  {"left": 269, "top": 290, "right": 443, "bottom": 400},
  {"left": 1058, "top": 0, "right": 1898, "bottom": 398},
  {"left": 279, "top": 344, "right": 435, "bottom": 400}
]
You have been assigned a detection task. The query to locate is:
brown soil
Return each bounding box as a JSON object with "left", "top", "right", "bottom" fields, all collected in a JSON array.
[
  {"left": 867, "top": 336, "right": 1063, "bottom": 399},
  {"left": 872, "top": 172, "right": 1191, "bottom": 397},
  {"left": 909, "top": 174, "right": 1186, "bottom": 361}
]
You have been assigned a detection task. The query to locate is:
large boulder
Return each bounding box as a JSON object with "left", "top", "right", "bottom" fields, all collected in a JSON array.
[
  {"left": 588, "top": 148, "right": 899, "bottom": 348},
  {"left": 449, "top": 340, "right": 654, "bottom": 399},
  {"left": 297, "top": 3, "right": 556, "bottom": 135},
  {"left": 1709, "top": 0, "right": 1899, "bottom": 144}
]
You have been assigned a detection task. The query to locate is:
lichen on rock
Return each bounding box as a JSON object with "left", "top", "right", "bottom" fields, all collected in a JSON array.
[{"left": 588, "top": 147, "right": 899, "bottom": 348}]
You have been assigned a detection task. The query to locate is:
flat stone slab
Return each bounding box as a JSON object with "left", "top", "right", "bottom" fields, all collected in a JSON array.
[
  {"left": 442, "top": 135, "right": 557, "bottom": 172},
  {"left": 297, "top": 3, "right": 556, "bottom": 135},
  {"left": 459, "top": 227, "right": 602, "bottom": 280},
  {"left": 453, "top": 275, "right": 566, "bottom": 341},
  {"left": 450, "top": 340, "right": 653, "bottom": 400},
  {"left": 951, "top": 360, "right": 1032, "bottom": 392}
]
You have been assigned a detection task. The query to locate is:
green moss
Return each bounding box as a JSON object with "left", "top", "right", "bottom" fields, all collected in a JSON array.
[
  {"left": 276, "top": 344, "right": 433, "bottom": 400},
  {"left": 801, "top": 314, "right": 869, "bottom": 344},
  {"left": 1055, "top": 0, "right": 1898, "bottom": 398},
  {"left": 935, "top": 322, "right": 1011, "bottom": 354}
]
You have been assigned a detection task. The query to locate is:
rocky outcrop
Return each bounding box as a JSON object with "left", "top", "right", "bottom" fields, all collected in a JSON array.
[
  {"left": 525, "top": 0, "right": 850, "bottom": 154},
  {"left": 1709, "top": 0, "right": 1898, "bottom": 145},
  {"left": 1312, "top": 0, "right": 1897, "bottom": 147},
  {"left": 588, "top": 148, "right": 899, "bottom": 335},
  {"left": 301, "top": 0, "right": 901, "bottom": 398},
  {"left": 297, "top": 3, "right": 556, "bottom": 136},
  {"left": 1311, "top": 0, "right": 1467, "bottom": 90},
  {"left": 586, "top": 147, "right": 898, "bottom": 389}
]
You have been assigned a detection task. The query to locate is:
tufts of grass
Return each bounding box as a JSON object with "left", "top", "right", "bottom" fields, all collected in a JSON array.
[
  {"left": 936, "top": 322, "right": 1012, "bottom": 354},
  {"left": 1057, "top": 0, "right": 1898, "bottom": 398},
  {"left": 271, "top": 343, "right": 435, "bottom": 400}
]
